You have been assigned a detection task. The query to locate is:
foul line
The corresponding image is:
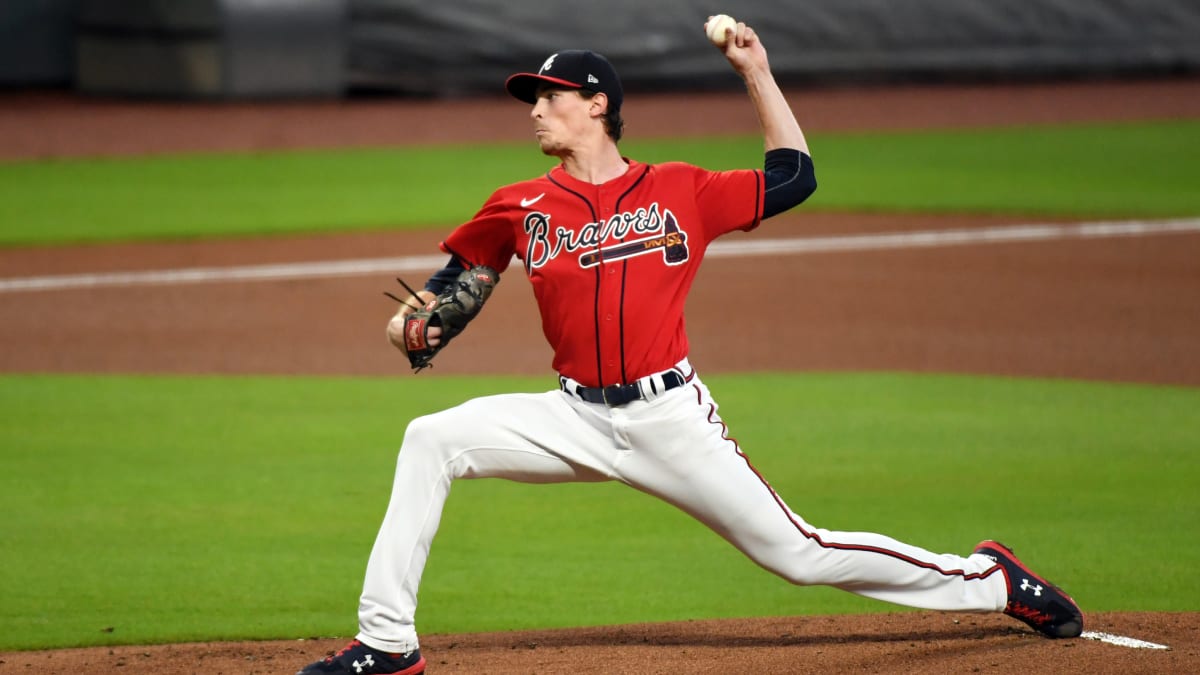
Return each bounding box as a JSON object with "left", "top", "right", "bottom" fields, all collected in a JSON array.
[
  {"left": 1080, "top": 630, "right": 1170, "bottom": 650},
  {"left": 704, "top": 217, "right": 1200, "bottom": 258},
  {"left": 2, "top": 218, "right": 1198, "bottom": 294},
  {"left": 0, "top": 254, "right": 449, "bottom": 293}
]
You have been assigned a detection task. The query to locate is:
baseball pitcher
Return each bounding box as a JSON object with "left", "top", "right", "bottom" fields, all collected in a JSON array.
[{"left": 298, "top": 17, "right": 1082, "bottom": 675}]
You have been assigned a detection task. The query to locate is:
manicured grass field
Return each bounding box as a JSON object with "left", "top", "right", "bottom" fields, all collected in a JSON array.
[
  {"left": 2, "top": 117, "right": 1196, "bottom": 652},
  {"left": 1, "top": 120, "right": 1197, "bottom": 245},
  {"left": 1, "top": 372, "right": 1196, "bottom": 650}
]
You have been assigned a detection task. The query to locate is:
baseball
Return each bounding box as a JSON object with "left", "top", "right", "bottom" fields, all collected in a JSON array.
[{"left": 706, "top": 14, "right": 737, "bottom": 47}]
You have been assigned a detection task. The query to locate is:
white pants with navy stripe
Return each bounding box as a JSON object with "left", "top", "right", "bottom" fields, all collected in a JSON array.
[{"left": 356, "top": 371, "right": 1007, "bottom": 653}]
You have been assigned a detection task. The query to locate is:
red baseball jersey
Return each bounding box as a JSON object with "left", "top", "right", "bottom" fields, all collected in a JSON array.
[{"left": 442, "top": 159, "right": 763, "bottom": 387}]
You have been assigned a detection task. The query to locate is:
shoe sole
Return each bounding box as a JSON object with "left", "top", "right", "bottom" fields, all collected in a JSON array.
[{"left": 298, "top": 651, "right": 425, "bottom": 675}]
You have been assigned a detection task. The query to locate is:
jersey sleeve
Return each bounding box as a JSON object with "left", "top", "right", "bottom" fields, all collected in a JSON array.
[
  {"left": 440, "top": 189, "right": 518, "bottom": 273},
  {"left": 691, "top": 165, "right": 765, "bottom": 240}
]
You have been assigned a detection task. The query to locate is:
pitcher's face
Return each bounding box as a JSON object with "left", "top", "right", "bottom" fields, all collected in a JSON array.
[{"left": 530, "top": 87, "right": 599, "bottom": 156}]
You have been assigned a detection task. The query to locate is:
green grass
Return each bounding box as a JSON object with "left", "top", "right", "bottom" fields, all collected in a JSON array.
[
  {"left": 782, "top": 121, "right": 1200, "bottom": 217},
  {"left": 1, "top": 120, "right": 1198, "bottom": 246},
  {"left": 1, "top": 372, "right": 1197, "bottom": 651},
  {"left": 0, "top": 146, "right": 556, "bottom": 245}
]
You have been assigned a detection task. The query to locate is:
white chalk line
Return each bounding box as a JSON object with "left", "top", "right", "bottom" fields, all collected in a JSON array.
[
  {"left": 1, "top": 217, "right": 1198, "bottom": 294},
  {"left": 706, "top": 217, "right": 1200, "bottom": 258},
  {"left": 0, "top": 254, "right": 449, "bottom": 293},
  {"left": 1080, "top": 630, "right": 1170, "bottom": 650}
]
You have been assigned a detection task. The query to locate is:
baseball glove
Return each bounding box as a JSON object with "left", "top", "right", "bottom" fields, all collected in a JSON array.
[{"left": 387, "top": 266, "right": 499, "bottom": 372}]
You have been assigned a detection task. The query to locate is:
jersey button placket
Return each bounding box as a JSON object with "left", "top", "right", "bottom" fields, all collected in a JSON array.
[
  {"left": 599, "top": 262, "right": 622, "bottom": 381},
  {"left": 596, "top": 190, "right": 624, "bottom": 385}
]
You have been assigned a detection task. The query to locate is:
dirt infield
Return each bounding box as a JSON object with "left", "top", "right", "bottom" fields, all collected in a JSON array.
[
  {"left": 2, "top": 613, "right": 1195, "bottom": 675},
  {"left": 1, "top": 78, "right": 1198, "bottom": 673}
]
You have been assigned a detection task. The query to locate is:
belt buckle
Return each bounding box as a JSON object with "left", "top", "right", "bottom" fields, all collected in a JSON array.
[{"left": 601, "top": 382, "right": 641, "bottom": 407}]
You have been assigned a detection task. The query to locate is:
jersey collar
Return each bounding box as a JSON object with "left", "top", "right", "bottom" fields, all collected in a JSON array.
[{"left": 548, "top": 158, "right": 645, "bottom": 192}]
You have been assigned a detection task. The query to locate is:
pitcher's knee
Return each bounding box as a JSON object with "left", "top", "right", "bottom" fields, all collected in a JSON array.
[
  {"left": 757, "top": 547, "right": 840, "bottom": 587},
  {"left": 776, "top": 567, "right": 826, "bottom": 587},
  {"left": 398, "top": 412, "right": 457, "bottom": 463}
]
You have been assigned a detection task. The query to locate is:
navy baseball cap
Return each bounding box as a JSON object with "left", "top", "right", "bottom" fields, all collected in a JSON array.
[{"left": 505, "top": 50, "right": 623, "bottom": 111}]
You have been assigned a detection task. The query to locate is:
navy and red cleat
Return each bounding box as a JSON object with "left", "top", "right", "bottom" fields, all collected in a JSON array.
[
  {"left": 296, "top": 639, "right": 425, "bottom": 675},
  {"left": 975, "top": 540, "right": 1084, "bottom": 638}
]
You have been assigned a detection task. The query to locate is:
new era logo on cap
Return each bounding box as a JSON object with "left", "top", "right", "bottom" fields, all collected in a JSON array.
[{"left": 505, "top": 50, "right": 623, "bottom": 110}]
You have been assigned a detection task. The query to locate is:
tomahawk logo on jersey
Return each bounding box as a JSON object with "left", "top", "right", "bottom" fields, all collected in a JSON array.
[
  {"left": 441, "top": 159, "right": 763, "bottom": 387},
  {"left": 524, "top": 202, "right": 688, "bottom": 270}
]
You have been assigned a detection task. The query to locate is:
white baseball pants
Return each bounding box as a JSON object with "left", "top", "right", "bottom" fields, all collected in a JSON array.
[{"left": 356, "top": 364, "right": 1006, "bottom": 652}]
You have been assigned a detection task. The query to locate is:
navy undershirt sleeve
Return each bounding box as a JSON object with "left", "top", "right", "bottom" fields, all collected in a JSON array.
[
  {"left": 424, "top": 256, "right": 465, "bottom": 294},
  {"left": 763, "top": 149, "right": 817, "bottom": 219}
]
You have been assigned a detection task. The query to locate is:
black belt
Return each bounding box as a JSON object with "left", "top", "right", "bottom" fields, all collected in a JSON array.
[{"left": 565, "top": 370, "right": 687, "bottom": 407}]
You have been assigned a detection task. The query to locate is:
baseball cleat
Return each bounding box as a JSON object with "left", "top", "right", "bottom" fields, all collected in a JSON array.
[
  {"left": 296, "top": 639, "right": 425, "bottom": 675},
  {"left": 974, "top": 540, "right": 1083, "bottom": 638}
]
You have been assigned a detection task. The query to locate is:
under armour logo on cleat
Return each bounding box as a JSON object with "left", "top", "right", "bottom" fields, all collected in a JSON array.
[
  {"left": 353, "top": 654, "right": 374, "bottom": 673},
  {"left": 1020, "top": 578, "right": 1044, "bottom": 596}
]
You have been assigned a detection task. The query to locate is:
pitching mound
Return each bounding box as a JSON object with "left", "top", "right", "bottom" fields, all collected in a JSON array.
[{"left": 3, "top": 612, "right": 1195, "bottom": 674}]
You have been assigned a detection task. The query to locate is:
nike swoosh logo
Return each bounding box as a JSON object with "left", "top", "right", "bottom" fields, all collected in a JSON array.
[{"left": 520, "top": 193, "right": 546, "bottom": 208}]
